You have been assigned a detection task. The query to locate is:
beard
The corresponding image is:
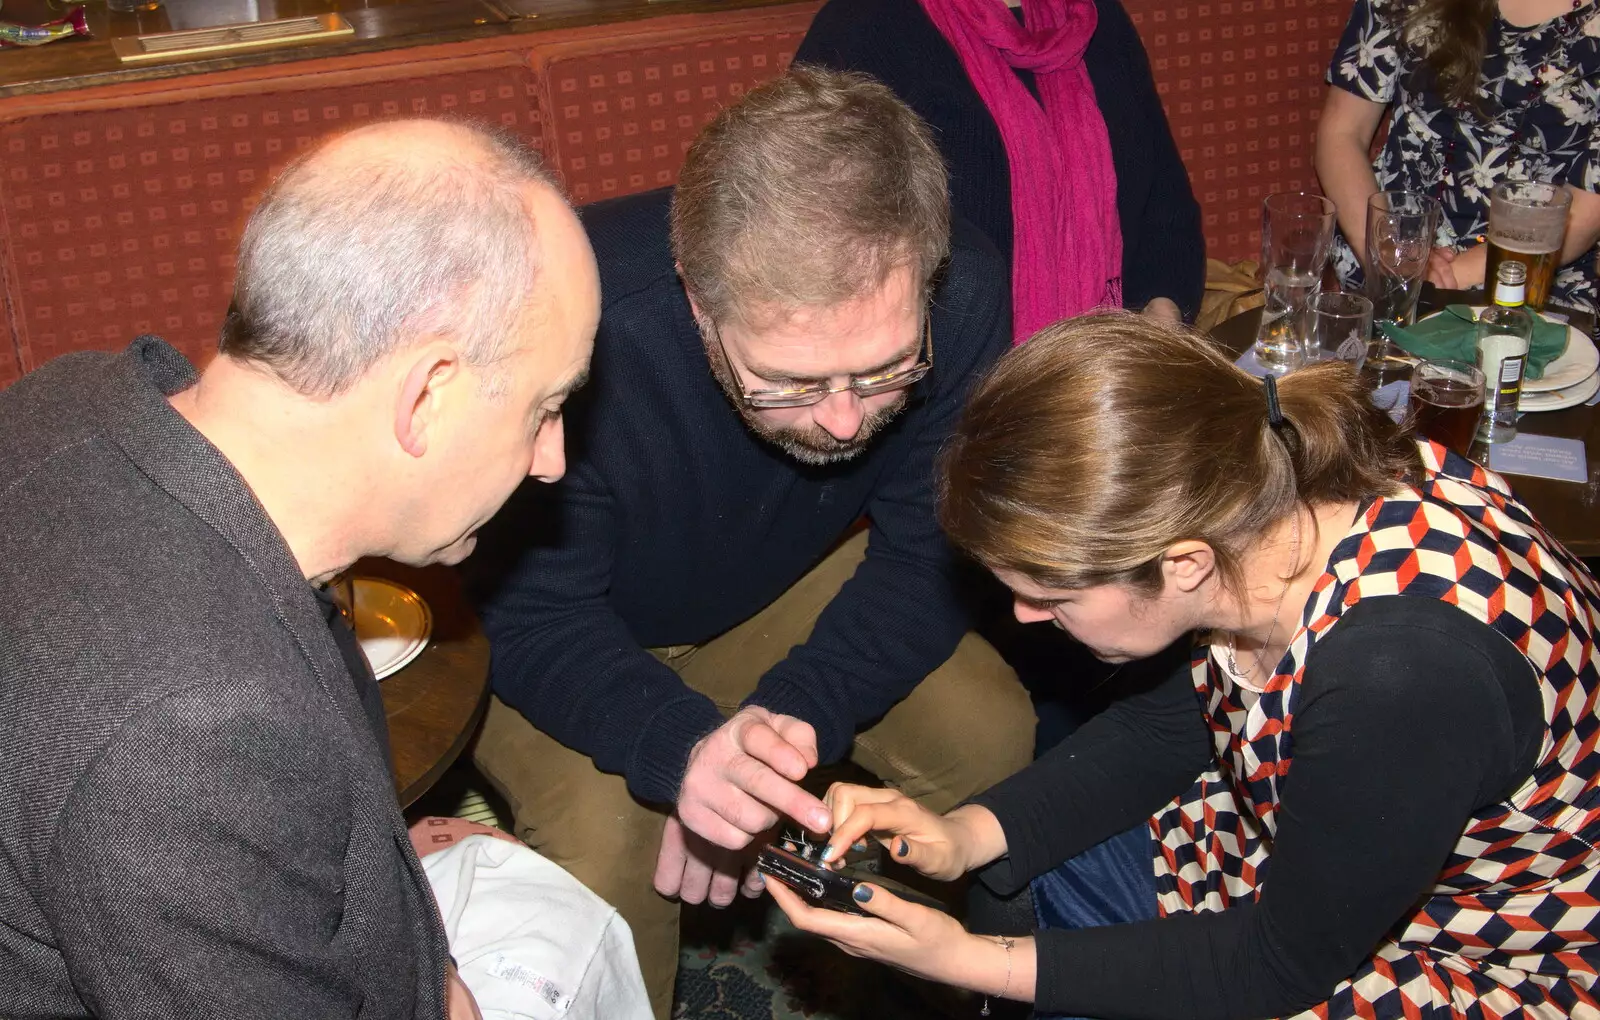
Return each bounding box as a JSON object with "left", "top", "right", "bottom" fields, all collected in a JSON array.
[{"left": 707, "top": 346, "right": 909, "bottom": 466}]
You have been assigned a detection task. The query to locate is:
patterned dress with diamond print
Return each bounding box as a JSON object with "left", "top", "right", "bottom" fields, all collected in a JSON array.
[{"left": 1149, "top": 440, "right": 1600, "bottom": 1018}]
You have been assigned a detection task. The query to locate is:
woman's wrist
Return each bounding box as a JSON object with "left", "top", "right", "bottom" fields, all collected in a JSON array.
[
  {"left": 1141, "top": 296, "right": 1183, "bottom": 324},
  {"left": 949, "top": 932, "right": 1036, "bottom": 1003},
  {"left": 943, "top": 803, "right": 1007, "bottom": 873}
]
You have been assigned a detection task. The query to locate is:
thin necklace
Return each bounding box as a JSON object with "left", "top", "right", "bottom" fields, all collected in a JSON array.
[{"left": 1224, "top": 511, "right": 1302, "bottom": 683}]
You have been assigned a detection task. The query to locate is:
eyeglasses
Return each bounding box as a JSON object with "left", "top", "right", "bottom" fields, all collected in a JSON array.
[{"left": 709, "top": 314, "right": 934, "bottom": 410}]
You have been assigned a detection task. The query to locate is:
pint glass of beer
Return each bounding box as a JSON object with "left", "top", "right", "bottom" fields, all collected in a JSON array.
[
  {"left": 1486, "top": 181, "right": 1570, "bottom": 310},
  {"left": 1410, "top": 359, "right": 1486, "bottom": 458}
]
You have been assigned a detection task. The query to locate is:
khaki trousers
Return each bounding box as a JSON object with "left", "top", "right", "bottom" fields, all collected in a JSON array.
[{"left": 473, "top": 530, "right": 1036, "bottom": 1019}]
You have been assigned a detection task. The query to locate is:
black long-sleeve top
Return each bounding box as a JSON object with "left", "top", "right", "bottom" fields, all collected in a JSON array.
[
  {"left": 467, "top": 189, "right": 1011, "bottom": 806},
  {"left": 971, "top": 597, "right": 1543, "bottom": 1019},
  {"left": 794, "top": 0, "right": 1208, "bottom": 321}
]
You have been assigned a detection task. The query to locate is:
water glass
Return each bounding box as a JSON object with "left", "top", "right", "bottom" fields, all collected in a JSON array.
[
  {"left": 1309, "top": 292, "right": 1373, "bottom": 368},
  {"left": 1365, "top": 191, "right": 1440, "bottom": 327},
  {"left": 1253, "top": 192, "right": 1336, "bottom": 374}
]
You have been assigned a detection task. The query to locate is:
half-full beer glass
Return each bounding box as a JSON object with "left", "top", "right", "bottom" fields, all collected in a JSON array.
[{"left": 1486, "top": 181, "right": 1569, "bottom": 311}]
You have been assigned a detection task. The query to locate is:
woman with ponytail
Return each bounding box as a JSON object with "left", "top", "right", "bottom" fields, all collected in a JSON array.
[{"left": 766, "top": 312, "right": 1600, "bottom": 1018}]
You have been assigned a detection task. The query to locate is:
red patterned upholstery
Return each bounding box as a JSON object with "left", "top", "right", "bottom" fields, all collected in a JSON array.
[
  {"left": 0, "top": 58, "right": 541, "bottom": 373},
  {"left": 0, "top": 0, "right": 1342, "bottom": 383},
  {"left": 0, "top": 4, "right": 818, "bottom": 380},
  {"left": 0, "top": 336, "right": 18, "bottom": 390},
  {"left": 1126, "top": 0, "right": 1348, "bottom": 263},
  {"left": 530, "top": 11, "right": 818, "bottom": 204}
]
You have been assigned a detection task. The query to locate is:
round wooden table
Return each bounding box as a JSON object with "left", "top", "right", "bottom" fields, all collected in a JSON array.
[
  {"left": 355, "top": 558, "right": 491, "bottom": 808},
  {"left": 1210, "top": 292, "right": 1600, "bottom": 558}
]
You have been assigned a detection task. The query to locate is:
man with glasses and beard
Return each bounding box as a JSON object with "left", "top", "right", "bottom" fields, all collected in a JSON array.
[{"left": 468, "top": 66, "right": 1034, "bottom": 1017}]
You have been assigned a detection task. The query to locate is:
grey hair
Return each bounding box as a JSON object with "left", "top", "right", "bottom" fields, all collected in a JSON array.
[
  {"left": 670, "top": 65, "right": 950, "bottom": 329},
  {"left": 220, "top": 119, "right": 559, "bottom": 397}
]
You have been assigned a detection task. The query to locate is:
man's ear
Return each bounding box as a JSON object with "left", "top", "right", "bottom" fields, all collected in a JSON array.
[
  {"left": 675, "top": 262, "right": 704, "bottom": 323},
  {"left": 393, "top": 343, "right": 462, "bottom": 459},
  {"left": 1163, "top": 540, "right": 1216, "bottom": 594}
]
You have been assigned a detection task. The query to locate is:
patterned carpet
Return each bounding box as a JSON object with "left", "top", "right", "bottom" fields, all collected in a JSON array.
[{"left": 673, "top": 891, "right": 981, "bottom": 1020}]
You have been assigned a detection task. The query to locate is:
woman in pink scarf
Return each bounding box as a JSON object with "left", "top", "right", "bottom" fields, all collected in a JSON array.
[{"left": 795, "top": 0, "right": 1203, "bottom": 344}]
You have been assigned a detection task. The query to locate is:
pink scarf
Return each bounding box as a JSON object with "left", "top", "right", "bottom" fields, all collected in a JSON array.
[{"left": 917, "top": 0, "right": 1122, "bottom": 344}]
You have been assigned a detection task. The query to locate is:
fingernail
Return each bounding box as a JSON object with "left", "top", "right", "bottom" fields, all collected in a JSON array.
[
  {"left": 851, "top": 840, "right": 870, "bottom": 852},
  {"left": 819, "top": 845, "right": 835, "bottom": 862},
  {"left": 896, "top": 838, "right": 910, "bottom": 858},
  {"left": 752, "top": 874, "right": 765, "bottom": 890},
  {"left": 853, "top": 884, "right": 873, "bottom": 903},
  {"left": 812, "top": 812, "right": 832, "bottom": 831}
]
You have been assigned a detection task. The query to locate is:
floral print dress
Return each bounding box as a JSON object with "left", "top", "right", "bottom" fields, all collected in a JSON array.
[{"left": 1327, "top": 0, "right": 1600, "bottom": 311}]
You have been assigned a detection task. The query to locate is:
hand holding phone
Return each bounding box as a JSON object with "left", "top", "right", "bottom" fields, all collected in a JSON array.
[{"left": 756, "top": 834, "right": 948, "bottom": 915}]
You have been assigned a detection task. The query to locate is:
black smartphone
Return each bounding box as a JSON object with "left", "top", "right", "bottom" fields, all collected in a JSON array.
[
  {"left": 756, "top": 842, "right": 950, "bottom": 915},
  {"left": 757, "top": 843, "right": 869, "bottom": 914}
]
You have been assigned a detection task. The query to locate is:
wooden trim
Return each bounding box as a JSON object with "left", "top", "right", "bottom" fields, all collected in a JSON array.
[
  {"left": 0, "top": 42, "right": 541, "bottom": 121},
  {"left": 0, "top": 0, "right": 816, "bottom": 101},
  {"left": 523, "top": 2, "right": 821, "bottom": 71},
  {"left": 0, "top": 2, "right": 819, "bottom": 123}
]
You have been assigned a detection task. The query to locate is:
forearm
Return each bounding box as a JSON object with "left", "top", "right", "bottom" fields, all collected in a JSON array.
[
  {"left": 486, "top": 604, "right": 724, "bottom": 802},
  {"left": 971, "top": 653, "right": 1210, "bottom": 891},
  {"left": 957, "top": 934, "right": 1037, "bottom": 1004},
  {"left": 1316, "top": 136, "right": 1380, "bottom": 263},
  {"left": 1559, "top": 185, "right": 1600, "bottom": 263},
  {"left": 946, "top": 803, "right": 1008, "bottom": 872}
]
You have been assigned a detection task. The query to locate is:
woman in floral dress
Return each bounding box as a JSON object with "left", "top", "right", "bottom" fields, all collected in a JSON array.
[{"left": 1318, "top": 0, "right": 1600, "bottom": 311}]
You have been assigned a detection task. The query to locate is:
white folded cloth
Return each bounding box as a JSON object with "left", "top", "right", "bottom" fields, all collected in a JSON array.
[{"left": 422, "top": 834, "right": 651, "bottom": 1020}]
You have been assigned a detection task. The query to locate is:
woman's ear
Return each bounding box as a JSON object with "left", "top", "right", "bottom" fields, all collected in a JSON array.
[{"left": 1163, "top": 540, "right": 1216, "bottom": 594}]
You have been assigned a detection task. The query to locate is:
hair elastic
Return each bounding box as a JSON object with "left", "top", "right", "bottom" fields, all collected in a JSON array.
[{"left": 1263, "top": 374, "right": 1286, "bottom": 429}]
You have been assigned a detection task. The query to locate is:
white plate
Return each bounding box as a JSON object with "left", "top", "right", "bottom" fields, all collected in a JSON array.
[
  {"left": 1419, "top": 307, "right": 1598, "bottom": 392},
  {"left": 1519, "top": 370, "right": 1600, "bottom": 412},
  {"left": 351, "top": 577, "right": 432, "bottom": 680}
]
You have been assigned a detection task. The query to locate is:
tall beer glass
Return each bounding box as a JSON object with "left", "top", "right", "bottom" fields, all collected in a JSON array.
[
  {"left": 1485, "top": 181, "right": 1570, "bottom": 311},
  {"left": 1253, "top": 192, "right": 1336, "bottom": 374},
  {"left": 1366, "top": 191, "right": 1440, "bottom": 326}
]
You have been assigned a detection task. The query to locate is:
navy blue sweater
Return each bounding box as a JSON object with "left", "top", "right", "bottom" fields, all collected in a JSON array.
[
  {"left": 469, "top": 189, "right": 1011, "bottom": 806},
  {"left": 795, "top": 0, "right": 1207, "bottom": 321}
]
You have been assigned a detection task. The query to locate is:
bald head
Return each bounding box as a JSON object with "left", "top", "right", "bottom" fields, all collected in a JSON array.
[{"left": 221, "top": 118, "right": 564, "bottom": 396}]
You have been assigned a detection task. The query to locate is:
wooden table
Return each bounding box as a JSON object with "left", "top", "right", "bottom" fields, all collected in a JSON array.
[
  {"left": 1210, "top": 294, "right": 1600, "bottom": 558},
  {"left": 355, "top": 559, "right": 491, "bottom": 808}
]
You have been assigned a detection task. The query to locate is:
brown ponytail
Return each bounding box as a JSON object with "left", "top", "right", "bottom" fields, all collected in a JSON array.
[{"left": 938, "top": 312, "right": 1424, "bottom": 598}]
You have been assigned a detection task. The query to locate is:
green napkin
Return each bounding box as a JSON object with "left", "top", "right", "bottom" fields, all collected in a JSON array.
[{"left": 1378, "top": 304, "right": 1569, "bottom": 380}]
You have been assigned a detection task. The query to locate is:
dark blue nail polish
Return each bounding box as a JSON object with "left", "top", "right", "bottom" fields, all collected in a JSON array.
[
  {"left": 896, "top": 838, "right": 910, "bottom": 858},
  {"left": 853, "top": 884, "right": 873, "bottom": 903}
]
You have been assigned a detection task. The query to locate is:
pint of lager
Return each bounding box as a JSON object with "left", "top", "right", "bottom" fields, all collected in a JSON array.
[{"left": 1485, "top": 181, "right": 1570, "bottom": 310}]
